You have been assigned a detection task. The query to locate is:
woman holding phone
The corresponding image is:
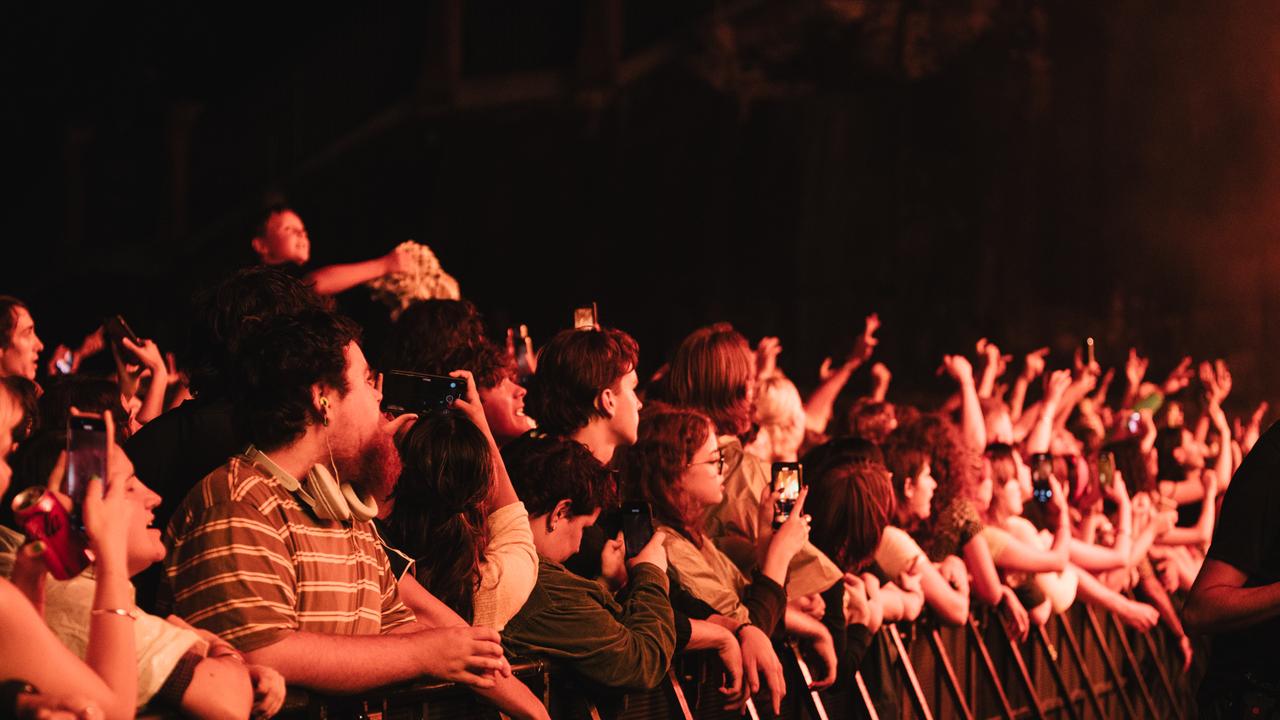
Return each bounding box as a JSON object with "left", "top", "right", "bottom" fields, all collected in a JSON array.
[
  {"left": 617, "top": 404, "right": 823, "bottom": 707},
  {"left": 0, "top": 399, "right": 138, "bottom": 720}
]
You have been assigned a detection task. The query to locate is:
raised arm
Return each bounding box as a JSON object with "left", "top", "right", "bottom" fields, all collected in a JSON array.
[
  {"left": 804, "top": 314, "right": 879, "bottom": 434},
  {"left": 1026, "top": 370, "right": 1071, "bottom": 455},
  {"left": 305, "top": 245, "right": 411, "bottom": 297},
  {"left": 941, "top": 354, "right": 986, "bottom": 452},
  {"left": 1009, "top": 347, "right": 1048, "bottom": 422}
]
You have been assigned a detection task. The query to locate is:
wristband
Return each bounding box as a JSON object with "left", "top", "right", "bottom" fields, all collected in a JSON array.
[
  {"left": 733, "top": 622, "right": 755, "bottom": 640},
  {"left": 91, "top": 607, "right": 139, "bottom": 620}
]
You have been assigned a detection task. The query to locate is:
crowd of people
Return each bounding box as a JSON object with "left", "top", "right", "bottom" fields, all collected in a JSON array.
[{"left": 0, "top": 205, "right": 1274, "bottom": 719}]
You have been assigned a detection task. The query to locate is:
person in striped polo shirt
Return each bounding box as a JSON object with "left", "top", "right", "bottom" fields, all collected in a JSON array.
[{"left": 165, "top": 309, "right": 510, "bottom": 693}]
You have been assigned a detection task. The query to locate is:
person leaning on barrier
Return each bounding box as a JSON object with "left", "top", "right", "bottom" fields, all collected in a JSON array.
[
  {"left": 619, "top": 404, "right": 814, "bottom": 712},
  {"left": 500, "top": 432, "right": 677, "bottom": 691},
  {"left": 164, "top": 309, "right": 510, "bottom": 693}
]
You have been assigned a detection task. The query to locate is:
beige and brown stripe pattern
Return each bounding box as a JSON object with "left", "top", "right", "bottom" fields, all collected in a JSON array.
[{"left": 165, "top": 455, "right": 416, "bottom": 651}]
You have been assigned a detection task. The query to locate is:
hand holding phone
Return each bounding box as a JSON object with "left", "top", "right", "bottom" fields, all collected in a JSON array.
[
  {"left": 619, "top": 502, "right": 655, "bottom": 559},
  {"left": 381, "top": 370, "right": 465, "bottom": 415},
  {"left": 1098, "top": 451, "right": 1115, "bottom": 489},
  {"left": 771, "top": 462, "right": 805, "bottom": 528},
  {"left": 1030, "top": 453, "right": 1054, "bottom": 504}
]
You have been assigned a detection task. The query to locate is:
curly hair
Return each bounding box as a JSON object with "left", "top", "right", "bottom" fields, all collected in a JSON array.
[
  {"left": 655, "top": 323, "right": 755, "bottom": 439},
  {"left": 501, "top": 432, "right": 617, "bottom": 518},
  {"left": 892, "top": 414, "right": 981, "bottom": 539},
  {"left": 383, "top": 300, "right": 513, "bottom": 390},
  {"left": 385, "top": 409, "right": 490, "bottom": 622},
  {"left": 808, "top": 459, "right": 896, "bottom": 572},
  {"left": 184, "top": 266, "right": 327, "bottom": 397},
  {"left": 616, "top": 404, "right": 715, "bottom": 545},
  {"left": 230, "top": 310, "right": 361, "bottom": 451},
  {"left": 846, "top": 399, "right": 897, "bottom": 445},
  {"left": 524, "top": 327, "right": 639, "bottom": 436}
]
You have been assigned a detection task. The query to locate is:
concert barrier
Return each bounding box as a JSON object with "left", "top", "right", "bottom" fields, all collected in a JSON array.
[{"left": 273, "top": 603, "right": 1196, "bottom": 719}]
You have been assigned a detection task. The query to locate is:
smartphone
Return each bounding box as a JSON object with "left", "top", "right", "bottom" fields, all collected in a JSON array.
[
  {"left": 619, "top": 502, "right": 655, "bottom": 559},
  {"left": 1098, "top": 451, "right": 1116, "bottom": 488},
  {"left": 103, "top": 314, "right": 142, "bottom": 346},
  {"left": 573, "top": 302, "right": 599, "bottom": 331},
  {"left": 771, "top": 462, "right": 804, "bottom": 528},
  {"left": 66, "top": 415, "right": 108, "bottom": 526},
  {"left": 54, "top": 349, "right": 75, "bottom": 375},
  {"left": 513, "top": 324, "right": 534, "bottom": 379},
  {"left": 1029, "top": 452, "right": 1053, "bottom": 504},
  {"left": 381, "top": 370, "right": 464, "bottom": 415},
  {"left": 1084, "top": 337, "right": 1096, "bottom": 367}
]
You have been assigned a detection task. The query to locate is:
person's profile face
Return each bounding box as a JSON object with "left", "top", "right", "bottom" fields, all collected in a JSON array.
[
  {"left": 610, "top": 369, "right": 642, "bottom": 446},
  {"left": 259, "top": 210, "right": 310, "bottom": 265},
  {"left": 0, "top": 306, "right": 43, "bottom": 381},
  {"left": 479, "top": 375, "right": 535, "bottom": 445}
]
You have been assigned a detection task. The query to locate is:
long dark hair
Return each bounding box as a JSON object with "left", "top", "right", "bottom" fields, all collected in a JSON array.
[
  {"left": 385, "top": 410, "right": 491, "bottom": 623},
  {"left": 616, "top": 404, "right": 715, "bottom": 546}
]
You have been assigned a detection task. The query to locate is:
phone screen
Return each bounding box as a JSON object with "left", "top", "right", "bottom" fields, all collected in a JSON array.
[
  {"left": 1084, "top": 337, "right": 1096, "bottom": 367},
  {"left": 620, "top": 502, "right": 654, "bottom": 559},
  {"left": 66, "top": 416, "right": 108, "bottom": 524},
  {"left": 1098, "top": 451, "right": 1115, "bottom": 488},
  {"left": 381, "top": 370, "right": 464, "bottom": 415},
  {"left": 573, "top": 305, "right": 597, "bottom": 330},
  {"left": 772, "top": 462, "right": 804, "bottom": 527},
  {"left": 1030, "top": 453, "right": 1053, "bottom": 504}
]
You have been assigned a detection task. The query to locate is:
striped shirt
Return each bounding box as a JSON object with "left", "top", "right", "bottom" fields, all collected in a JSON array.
[{"left": 164, "top": 455, "right": 416, "bottom": 651}]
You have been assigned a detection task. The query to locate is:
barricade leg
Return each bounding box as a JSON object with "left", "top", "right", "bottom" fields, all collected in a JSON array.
[
  {"left": 966, "top": 616, "right": 1017, "bottom": 720},
  {"left": 1033, "top": 624, "right": 1081, "bottom": 720},
  {"left": 1054, "top": 613, "right": 1108, "bottom": 719},
  {"left": 928, "top": 627, "right": 974, "bottom": 720},
  {"left": 1105, "top": 611, "right": 1159, "bottom": 718},
  {"left": 993, "top": 616, "right": 1047, "bottom": 720},
  {"left": 885, "top": 626, "right": 933, "bottom": 720}
]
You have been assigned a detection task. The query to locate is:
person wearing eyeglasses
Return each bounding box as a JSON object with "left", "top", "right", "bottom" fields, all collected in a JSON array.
[{"left": 617, "top": 405, "right": 817, "bottom": 714}]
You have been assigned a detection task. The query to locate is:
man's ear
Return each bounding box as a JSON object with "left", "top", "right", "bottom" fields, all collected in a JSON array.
[
  {"left": 310, "top": 383, "right": 331, "bottom": 420},
  {"left": 554, "top": 498, "right": 574, "bottom": 521},
  {"left": 251, "top": 236, "right": 270, "bottom": 261},
  {"left": 597, "top": 386, "right": 617, "bottom": 419}
]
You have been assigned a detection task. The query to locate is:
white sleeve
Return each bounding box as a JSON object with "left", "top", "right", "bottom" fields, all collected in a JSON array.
[{"left": 472, "top": 502, "right": 539, "bottom": 630}]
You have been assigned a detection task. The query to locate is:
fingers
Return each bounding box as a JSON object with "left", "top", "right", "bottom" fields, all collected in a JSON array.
[
  {"left": 45, "top": 451, "right": 67, "bottom": 491},
  {"left": 765, "top": 661, "right": 786, "bottom": 715},
  {"left": 448, "top": 369, "right": 479, "bottom": 403},
  {"left": 385, "top": 413, "right": 418, "bottom": 443},
  {"left": 789, "top": 486, "right": 809, "bottom": 518}
]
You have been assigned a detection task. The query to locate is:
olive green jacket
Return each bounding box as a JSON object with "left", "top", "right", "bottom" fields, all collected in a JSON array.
[{"left": 501, "top": 555, "right": 676, "bottom": 690}]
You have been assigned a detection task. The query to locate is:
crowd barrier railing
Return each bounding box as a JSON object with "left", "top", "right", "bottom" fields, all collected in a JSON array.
[{"left": 272, "top": 602, "right": 1197, "bottom": 719}]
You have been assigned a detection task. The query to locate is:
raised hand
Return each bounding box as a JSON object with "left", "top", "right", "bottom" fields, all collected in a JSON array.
[
  {"left": 871, "top": 362, "right": 892, "bottom": 387},
  {"left": 1022, "top": 347, "right": 1050, "bottom": 382},
  {"left": 940, "top": 354, "right": 975, "bottom": 385},
  {"left": 383, "top": 244, "right": 415, "bottom": 276},
  {"left": 756, "top": 336, "right": 782, "bottom": 380},
  {"left": 849, "top": 313, "right": 881, "bottom": 364},
  {"left": 1125, "top": 348, "right": 1149, "bottom": 388},
  {"left": 1045, "top": 369, "right": 1072, "bottom": 405},
  {"left": 417, "top": 625, "right": 510, "bottom": 688},
  {"left": 448, "top": 369, "right": 494, "bottom": 439},
  {"left": 1163, "top": 356, "right": 1194, "bottom": 395}
]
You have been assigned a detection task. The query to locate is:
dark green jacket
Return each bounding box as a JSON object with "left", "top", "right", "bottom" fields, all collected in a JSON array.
[{"left": 501, "top": 555, "right": 676, "bottom": 690}]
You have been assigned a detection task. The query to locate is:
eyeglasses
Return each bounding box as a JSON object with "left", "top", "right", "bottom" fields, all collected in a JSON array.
[{"left": 689, "top": 453, "right": 726, "bottom": 475}]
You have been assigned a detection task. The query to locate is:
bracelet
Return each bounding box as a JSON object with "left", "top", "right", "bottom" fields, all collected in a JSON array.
[
  {"left": 91, "top": 607, "right": 139, "bottom": 620},
  {"left": 733, "top": 622, "right": 755, "bottom": 640}
]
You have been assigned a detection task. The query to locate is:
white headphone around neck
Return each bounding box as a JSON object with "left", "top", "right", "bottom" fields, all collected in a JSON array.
[{"left": 243, "top": 445, "right": 379, "bottom": 523}]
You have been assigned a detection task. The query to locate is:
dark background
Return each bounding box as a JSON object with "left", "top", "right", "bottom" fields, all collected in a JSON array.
[{"left": 4, "top": 1, "right": 1278, "bottom": 410}]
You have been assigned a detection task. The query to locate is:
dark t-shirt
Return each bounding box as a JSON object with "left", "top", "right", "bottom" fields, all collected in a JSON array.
[{"left": 1204, "top": 420, "right": 1280, "bottom": 678}]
